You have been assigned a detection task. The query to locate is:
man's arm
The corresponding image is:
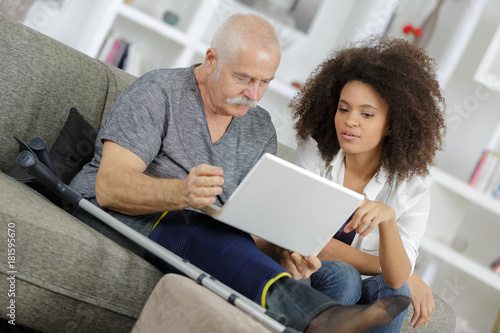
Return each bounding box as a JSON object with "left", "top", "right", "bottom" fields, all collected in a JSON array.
[{"left": 95, "top": 140, "right": 224, "bottom": 215}]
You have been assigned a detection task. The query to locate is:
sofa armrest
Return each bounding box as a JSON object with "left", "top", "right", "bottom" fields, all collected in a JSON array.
[
  {"left": 132, "top": 274, "right": 273, "bottom": 333},
  {"left": 0, "top": 174, "right": 163, "bottom": 332}
]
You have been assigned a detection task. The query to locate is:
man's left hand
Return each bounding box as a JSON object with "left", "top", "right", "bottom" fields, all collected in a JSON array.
[{"left": 279, "top": 249, "right": 321, "bottom": 280}]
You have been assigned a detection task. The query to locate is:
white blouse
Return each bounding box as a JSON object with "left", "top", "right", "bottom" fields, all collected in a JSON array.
[{"left": 294, "top": 136, "right": 430, "bottom": 274}]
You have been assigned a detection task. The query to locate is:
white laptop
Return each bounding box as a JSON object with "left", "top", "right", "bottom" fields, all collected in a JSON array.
[{"left": 201, "top": 153, "right": 364, "bottom": 257}]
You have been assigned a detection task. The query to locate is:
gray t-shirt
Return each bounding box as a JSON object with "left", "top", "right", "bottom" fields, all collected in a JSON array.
[{"left": 70, "top": 66, "right": 277, "bottom": 206}]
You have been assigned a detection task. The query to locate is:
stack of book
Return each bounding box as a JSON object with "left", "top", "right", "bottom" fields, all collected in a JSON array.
[
  {"left": 98, "top": 31, "right": 142, "bottom": 77},
  {"left": 468, "top": 150, "right": 500, "bottom": 199}
]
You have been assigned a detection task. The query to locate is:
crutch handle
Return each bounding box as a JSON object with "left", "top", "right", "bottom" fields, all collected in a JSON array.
[
  {"left": 28, "top": 137, "right": 61, "bottom": 179},
  {"left": 17, "top": 151, "right": 82, "bottom": 206}
]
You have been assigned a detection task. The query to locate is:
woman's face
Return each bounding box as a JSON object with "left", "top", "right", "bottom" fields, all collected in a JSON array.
[{"left": 334, "top": 81, "right": 390, "bottom": 159}]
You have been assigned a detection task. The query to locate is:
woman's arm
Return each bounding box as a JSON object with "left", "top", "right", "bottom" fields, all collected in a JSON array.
[
  {"left": 407, "top": 272, "right": 435, "bottom": 328},
  {"left": 318, "top": 238, "right": 381, "bottom": 275},
  {"left": 345, "top": 200, "right": 411, "bottom": 289}
]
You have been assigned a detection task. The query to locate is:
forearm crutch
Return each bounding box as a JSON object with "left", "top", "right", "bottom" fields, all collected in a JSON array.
[{"left": 16, "top": 150, "right": 289, "bottom": 333}]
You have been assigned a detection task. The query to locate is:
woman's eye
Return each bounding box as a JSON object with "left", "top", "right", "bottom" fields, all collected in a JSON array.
[
  {"left": 362, "top": 113, "right": 374, "bottom": 118},
  {"left": 338, "top": 107, "right": 348, "bottom": 113}
]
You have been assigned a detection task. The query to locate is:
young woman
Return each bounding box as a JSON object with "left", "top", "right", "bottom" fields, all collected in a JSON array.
[{"left": 289, "top": 36, "right": 446, "bottom": 332}]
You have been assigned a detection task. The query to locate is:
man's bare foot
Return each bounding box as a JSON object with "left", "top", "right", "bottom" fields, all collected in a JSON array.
[{"left": 306, "top": 295, "right": 411, "bottom": 333}]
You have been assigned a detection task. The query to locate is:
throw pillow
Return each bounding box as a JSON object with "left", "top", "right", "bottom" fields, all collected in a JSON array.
[{"left": 49, "top": 107, "right": 98, "bottom": 184}]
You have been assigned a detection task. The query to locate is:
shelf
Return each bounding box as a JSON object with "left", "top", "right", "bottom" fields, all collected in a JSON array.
[
  {"left": 430, "top": 167, "right": 500, "bottom": 216},
  {"left": 118, "top": 3, "right": 189, "bottom": 47},
  {"left": 474, "top": 22, "right": 500, "bottom": 92},
  {"left": 111, "top": 14, "right": 186, "bottom": 74},
  {"left": 420, "top": 236, "right": 500, "bottom": 292}
]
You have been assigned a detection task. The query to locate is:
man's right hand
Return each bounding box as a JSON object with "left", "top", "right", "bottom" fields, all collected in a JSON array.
[
  {"left": 180, "top": 164, "right": 224, "bottom": 209},
  {"left": 96, "top": 140, "right": 224, "bottom": 214}
]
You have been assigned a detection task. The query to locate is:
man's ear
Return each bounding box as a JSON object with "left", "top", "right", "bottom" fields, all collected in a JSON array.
[{"left": 205, "top": 48, "right": 218, "bottom": 74}]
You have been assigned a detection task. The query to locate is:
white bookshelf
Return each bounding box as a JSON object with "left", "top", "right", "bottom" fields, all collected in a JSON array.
[
  {"left": 422, "top": 167, "right": 500, "bottom": 293},
  {"left": 431, "top": 167, "right": 500, "bottom": 217},
  {"left": 22, "top": 0, "right": 123, "bottom": 57},
  {"left": 420, "top": 236, "right": 500, "bottom": 292}
]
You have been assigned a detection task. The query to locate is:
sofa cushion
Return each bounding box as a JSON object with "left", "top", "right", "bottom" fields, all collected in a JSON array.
[
  {"left": 0, "top": 174, "right": 163, "bottom": 332},
  {"left": 50, "top": 107, "right": 98, "bottom": 184},
  {"left": 401, "top": 294, "right": 456, "bottom": 332}
]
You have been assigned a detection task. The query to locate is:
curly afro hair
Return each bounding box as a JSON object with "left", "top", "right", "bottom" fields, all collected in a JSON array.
[{"left": 290, "top": 36, "right": 446, "bottom": 182}]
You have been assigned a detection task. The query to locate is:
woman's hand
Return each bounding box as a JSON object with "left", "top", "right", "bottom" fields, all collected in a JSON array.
[
  {"left": 344, "top": 199, "right": 396, "bottom": 238},
  {"left": 278, "top": 249, "right": 321, "bottom": 280},
  {"left": 408, "top": 273, "right": 435, "bottom": 328}
]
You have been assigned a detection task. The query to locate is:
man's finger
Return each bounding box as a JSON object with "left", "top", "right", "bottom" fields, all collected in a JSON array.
[{"left": 192, "top": 164, "right": 224, "bottom": 177}]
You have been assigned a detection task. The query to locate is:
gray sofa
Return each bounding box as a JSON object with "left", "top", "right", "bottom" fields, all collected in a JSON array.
[{"left": 0, "top": 14, "right": 455, "bottom": 332}]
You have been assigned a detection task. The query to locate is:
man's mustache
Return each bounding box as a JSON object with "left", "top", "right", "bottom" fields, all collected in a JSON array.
[{"left": 226, "top": 95, "right": 258, "bottom": 108}]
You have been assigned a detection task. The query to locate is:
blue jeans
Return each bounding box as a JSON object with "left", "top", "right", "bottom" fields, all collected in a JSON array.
[{"left": 310, "top": 260, "right": 410, "bottom": 333}]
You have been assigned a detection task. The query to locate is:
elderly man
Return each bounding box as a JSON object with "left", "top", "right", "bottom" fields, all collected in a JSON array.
[{"left": 71, "top": 13, "right": 409, "bottom": 333}]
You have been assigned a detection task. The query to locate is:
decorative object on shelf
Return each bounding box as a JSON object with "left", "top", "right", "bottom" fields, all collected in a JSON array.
[
  {"left": 451, "top": 235, "right": 468, "bottom": 252},
  {"left": 402, "top": 24, "right": 422, "bottom": 43},
  {"left": 163, "top": 10, "right": 179, "bottom": 26},
  {"left": 291, "top": 81, "right": 303, "bottom": 90},
  {"left": 415, "top": 0, "right": 445, "bottom": 48},
  {"left": 0, "top": 0, "right": 34, "bottom": 21},
  {"left": 492, "top": 256, "right": 500, "bottom": 275},
  {"left": 468, "top": 150, "right": 500, "bottom": 199}
]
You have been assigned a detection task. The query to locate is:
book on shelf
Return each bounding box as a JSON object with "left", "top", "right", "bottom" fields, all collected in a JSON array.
[
  {"left": 468, "top": 150, "right": 500, "bottom": 199},
  {"left": 122, "top": 43, "right": 142, "bottom": 77},
  {"left": 97, "top": 32, "right": 142, "bottom": 77}
]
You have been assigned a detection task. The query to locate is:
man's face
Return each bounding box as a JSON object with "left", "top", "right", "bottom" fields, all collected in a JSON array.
[{"left": 208, "top": 46, "right": 280, "bottom": 117}]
